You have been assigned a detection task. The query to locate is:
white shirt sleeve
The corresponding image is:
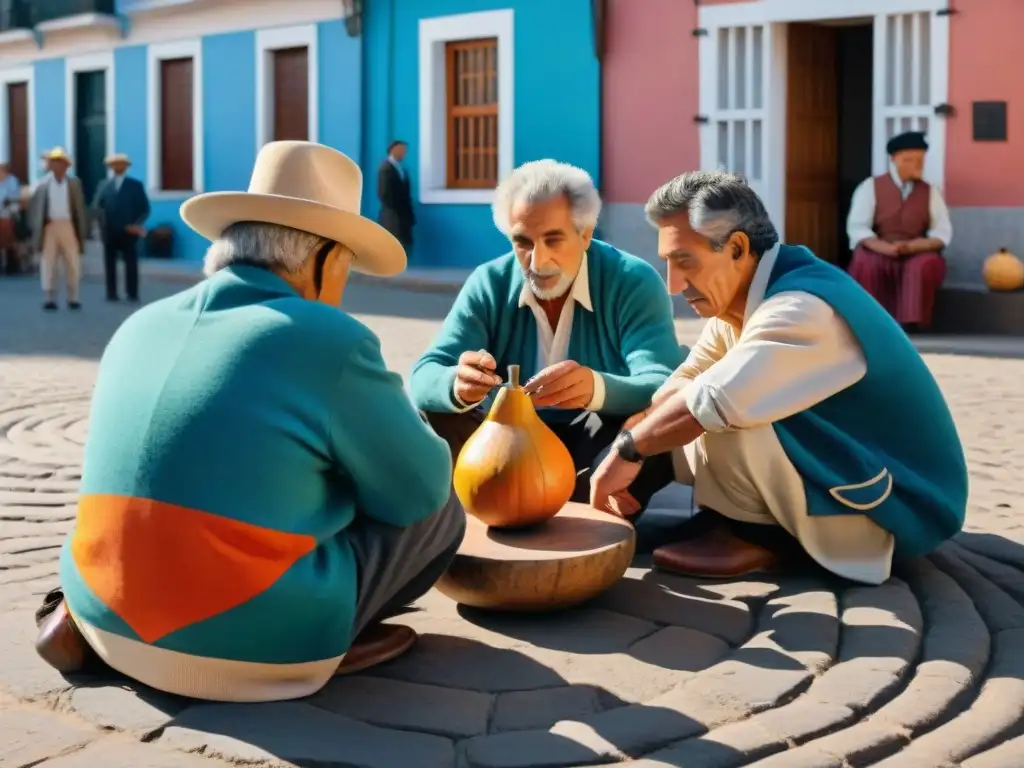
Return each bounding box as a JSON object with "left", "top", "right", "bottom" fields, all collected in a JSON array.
[
  {"left": 927, "top": 185, "right": 953, "bottom": 248},
  {"left": 684, "top": 291, "right": 868, "bottom": 432},
  {"left": 846, "top": 178, "right": 877, "bottom": 250}
]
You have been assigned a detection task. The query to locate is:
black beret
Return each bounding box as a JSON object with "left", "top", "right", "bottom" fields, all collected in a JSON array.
[{"left": 886, "top": 131, "right": 929, "bottom": 155}]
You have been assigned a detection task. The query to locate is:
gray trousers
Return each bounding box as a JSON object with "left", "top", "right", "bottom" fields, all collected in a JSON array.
[{"left": 348, "top": 487, "right": 466, "bottom": 637}]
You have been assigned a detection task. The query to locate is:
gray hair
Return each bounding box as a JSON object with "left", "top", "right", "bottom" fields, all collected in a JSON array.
[
  {"left": 202, "top": 221, "right": 330, "bottom": 277},
  {"left": 644, "top": 171, "right": 779, "bottom": 258},
  {"left": 492, "top": 159, "right": 602, "bottom": 235}
]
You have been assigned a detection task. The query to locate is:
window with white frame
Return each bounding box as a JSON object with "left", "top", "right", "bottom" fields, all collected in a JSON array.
[
  {"left": 147, "top": 39, "right": 203, "bottom": 194},
  {"left": 255, "top": 24, "right": 319, "bottom": 148},
  {"left": 418, "top": 9, "right": 514, "bottom": 204}
]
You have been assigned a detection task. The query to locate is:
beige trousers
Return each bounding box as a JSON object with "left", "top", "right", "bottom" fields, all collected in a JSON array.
[
  {"left": 671, "top": 425, "right": 895, "bottom": 585},
  {"left": 40, "top": 220, "right": 81, "bottom": 301}
]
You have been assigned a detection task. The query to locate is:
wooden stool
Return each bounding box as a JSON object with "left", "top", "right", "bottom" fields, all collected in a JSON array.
[{"left": 436, "top": 502, "right": 635, "bottom": 612}]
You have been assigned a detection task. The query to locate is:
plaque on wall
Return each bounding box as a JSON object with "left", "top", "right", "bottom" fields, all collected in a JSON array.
[{"left": 972, "top": 101, "right": 1008, "bottom": 142}]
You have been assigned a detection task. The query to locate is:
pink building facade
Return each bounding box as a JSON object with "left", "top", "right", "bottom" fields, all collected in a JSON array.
[{"left": 600, "top": 0, "right": 1023, "bottom": 289}]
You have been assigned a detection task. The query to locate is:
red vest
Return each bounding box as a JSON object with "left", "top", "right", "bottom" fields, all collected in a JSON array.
[{"left": 872, "top": 174, "right": 930, "bottom": 242}]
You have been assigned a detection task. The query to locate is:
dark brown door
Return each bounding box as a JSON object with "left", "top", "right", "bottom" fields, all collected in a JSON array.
[
  {"left": 160, "top": 57, "right": 194, "bottom": 191},
  {"left": 6, "top": 82, "right": 28, "bottom": 184},
  {"left": 785, "top": 23, "right": 840, "bottom": 262},
  {"left": 272, "top": 47, "right": 309, "bottom": 141}
]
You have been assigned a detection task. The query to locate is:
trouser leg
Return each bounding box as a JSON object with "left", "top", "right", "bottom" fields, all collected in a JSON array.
[
  {"left": 122, "top": 235, "right": 140, "bottom": 300},
  {"left": 40, "top": 224, "right": 59, "bottom": 300},
  {"left": 347, "top": 488, "right": 466, "bottom": 637},
  {"left": 103, "top": 237, "right": 119, "bottom": 299},
  {"left": 53, "top": 221, "right": 81, "bottom": 303},
  {"left": 549, "top": 411, "right": 675, "bottom": 511}
]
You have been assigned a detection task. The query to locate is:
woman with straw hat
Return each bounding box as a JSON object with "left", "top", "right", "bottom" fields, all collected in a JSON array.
[{"left": 37, "top": 142, "right": 465, "bottom": 702}]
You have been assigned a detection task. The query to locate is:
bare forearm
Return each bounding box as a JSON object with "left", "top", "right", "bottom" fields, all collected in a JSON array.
[
  {"left": 860, "top": 237, "right": 892, "bottom": 253},
  {"left": 629, "top": 390, "right": 706, "bottom": 457}
]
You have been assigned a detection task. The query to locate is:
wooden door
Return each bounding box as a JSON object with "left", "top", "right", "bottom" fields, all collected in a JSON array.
[
  {"left": 6, "top": 81, "right": 28, "bottom": 184},
  {"left": 160, "top": 57, "right": 194, "bottom": 191},
  {"left": 74, "top": 70, "right": 107, "bottom": 204},
  {"left": 785, "top": 23, "right": 839, "bottom": 262},
  {"left": 272, "top": 47, "right": 309, "bottom": 141}
]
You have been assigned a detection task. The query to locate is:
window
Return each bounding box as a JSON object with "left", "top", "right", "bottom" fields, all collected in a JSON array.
[
  {"left": 419, "top": 10, "right": 514, "bottom": 204},
  {"left": 0, "top": 66, "right": 33, "bottom": 184},
  {"left": 147, "top": 40, "right": 203, "bottom": 194},
  {"left": 445, "top": 38, "right": 498, "bottom": 189},
  {"left": 256, "top": 25, "right": 319, "bottom": 149},
  {"left": 160, "top": 59, "right": 194, "bottom": 191}
]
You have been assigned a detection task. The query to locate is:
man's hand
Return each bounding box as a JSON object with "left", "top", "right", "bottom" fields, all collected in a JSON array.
[
  {"left": 453, "top": 349, "right": 502, "bottom": 406},
  {"left": 523, "top": 360, "right": 594, "bottom": 409},
  {"left": 590, "top": 451, "right": 642, "bottom": 518},
  {"left": 894, "top": 241, "right": 911, "bottom": 256},
  {"left": 125, "top": 225, "right": 145, "bottom": 236}
]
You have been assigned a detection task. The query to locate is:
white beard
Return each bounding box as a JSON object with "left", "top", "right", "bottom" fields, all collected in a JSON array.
[{"left": 529, "top": 270, "right": 575, "bottom": 300}]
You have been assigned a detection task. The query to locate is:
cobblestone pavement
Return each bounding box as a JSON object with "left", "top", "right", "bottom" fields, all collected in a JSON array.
[{"left": 2, "top": 275, "right": 1024, "bottom": 768}]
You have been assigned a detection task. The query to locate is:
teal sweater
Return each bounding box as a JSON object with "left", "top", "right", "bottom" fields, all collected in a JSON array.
[
  {"left": 60, "top": 266, "right": 452, "bottom": 664},
  {"left": 766, "top": 245, "right": 967, "bottom": 557},
  {"left": 410, "top": 240, "right": 684, "bottom": 418}
]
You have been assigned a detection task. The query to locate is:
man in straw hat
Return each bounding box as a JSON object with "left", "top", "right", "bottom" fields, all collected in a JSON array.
[
  {"left": 39, "top": 142, "right": 465, "bottom": 701},
  {"left": 28, "top": 147, "right": 88, "bottom": 310},
  {"left": 91, "top": 153, "right": 150, "bottom": 302}
]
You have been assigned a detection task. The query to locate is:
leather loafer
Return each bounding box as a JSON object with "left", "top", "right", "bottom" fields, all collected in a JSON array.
[
  {"left": 653, "top": 525, "right": 781, "bottom": 579},
  {"left": 335, "top": 623, "right": 418, "bottom": 676}
]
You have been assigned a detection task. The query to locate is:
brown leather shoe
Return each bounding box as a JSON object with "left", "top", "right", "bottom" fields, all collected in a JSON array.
[
  {"left": 35, "top": 601, "right": 92, "bottom": 674},
  {"left": 334, "top": 623, "right": 418, "bottom": 676},
  {"left": 653, "top": 525, "right": 781, "bottom": 578}
]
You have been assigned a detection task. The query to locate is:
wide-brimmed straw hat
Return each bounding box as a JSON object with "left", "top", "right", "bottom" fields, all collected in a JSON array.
[
  {"left": 43, "top": 147, "right": 72, "bottom": 165},
  {"left": 180, "top": 141, "right": 406, "bottom": 277},
  {"left": 104, "top": 153, "right": 131, "bottom": 166}
]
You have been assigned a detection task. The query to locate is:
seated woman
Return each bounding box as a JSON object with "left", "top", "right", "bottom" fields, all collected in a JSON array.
[{"left": 36, "top": 142, "right": 464, "bottom": 702}]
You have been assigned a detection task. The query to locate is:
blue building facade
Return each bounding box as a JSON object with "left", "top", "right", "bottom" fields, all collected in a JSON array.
[{"left": 0, "top": 0, "right": 600, "bottom": 268}]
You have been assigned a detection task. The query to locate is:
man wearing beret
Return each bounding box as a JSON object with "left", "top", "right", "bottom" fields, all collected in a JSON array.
[{"left": 846, "top": 131, "right": 952, "bottom": 332}]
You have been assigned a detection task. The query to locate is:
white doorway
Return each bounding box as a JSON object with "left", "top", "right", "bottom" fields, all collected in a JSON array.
[{"left": 698, "top": 0, "right": 949, "bottom": 247}]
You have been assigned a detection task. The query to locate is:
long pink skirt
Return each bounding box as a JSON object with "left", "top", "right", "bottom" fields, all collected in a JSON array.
[{"left": 848, "top": 246, "right": 946, "bottom": 328}]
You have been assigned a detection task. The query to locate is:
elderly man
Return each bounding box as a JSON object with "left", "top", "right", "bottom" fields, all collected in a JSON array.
[
  {"left": 410, "top": 160, "right": 684, "bottom": 514},
  {"left": 590, "top": 171, "right": 967, "bottom": 585},
  {"left": 92, "top": 153, "right": 151, "bottom": 302},
  {"left": 36, "top": 142, "right": 464, "bottom": 702},
  {"left": 28, "top": 147, "right": 88, "bottom": 311},
  {"left": 847, "top": 131, "right": 952, "bottom": 332}
]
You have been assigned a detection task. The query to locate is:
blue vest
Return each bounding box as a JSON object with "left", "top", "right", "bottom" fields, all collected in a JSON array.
[{"left": 765, "top": 245, "right": 967, "bottom": 557}]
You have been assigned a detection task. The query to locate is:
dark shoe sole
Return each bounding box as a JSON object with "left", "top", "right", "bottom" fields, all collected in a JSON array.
[{"left": 334, "top": 625, "right": 418, "bottom": 676}]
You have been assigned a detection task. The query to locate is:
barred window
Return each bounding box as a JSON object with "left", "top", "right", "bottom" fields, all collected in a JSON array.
[{"left": 445, "top": 38, "right": 498, "bottom": 189}]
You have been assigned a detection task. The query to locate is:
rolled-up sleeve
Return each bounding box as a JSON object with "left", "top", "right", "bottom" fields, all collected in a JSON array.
[{"left": 684, "top": 291, "right": 867, "bottom": 432}]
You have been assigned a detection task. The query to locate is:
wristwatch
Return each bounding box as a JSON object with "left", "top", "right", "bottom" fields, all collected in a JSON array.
[{"left": 613, "top": 430, "right": 645, "bottom": 464}]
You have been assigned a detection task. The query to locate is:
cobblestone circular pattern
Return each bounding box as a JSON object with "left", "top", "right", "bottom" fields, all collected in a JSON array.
[{"left": 3, "top": 385, "right": 1024, "bottom": 768}]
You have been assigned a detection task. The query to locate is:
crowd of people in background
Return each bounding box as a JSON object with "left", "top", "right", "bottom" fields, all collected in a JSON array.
[{"left": 0, "top": 147, "right": 150, "bottom": 311}]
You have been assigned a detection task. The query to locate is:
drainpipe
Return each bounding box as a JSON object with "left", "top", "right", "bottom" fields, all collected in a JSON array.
[{"left": 592, "top": 0, "right": 605, "bottom": 195}]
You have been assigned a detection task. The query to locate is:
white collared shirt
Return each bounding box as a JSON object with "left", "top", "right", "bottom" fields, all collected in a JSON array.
[
  {"left": 113, "top": 173, "right": 124, "bottom": 192},
  {"left": 846, "top": 166, "right": 953, "bottom": 250},
  {"left": 46, "top": 176, "right": 71, "bottom": 221},
  {"left": 453, "top": 253, "right": 607, "bottom": 412},
  {"left": 388, "top": 157, "right": 405, "bottom": 180},
  {"left": 660, "top": 243, "right": 867, "bottom": 434}
]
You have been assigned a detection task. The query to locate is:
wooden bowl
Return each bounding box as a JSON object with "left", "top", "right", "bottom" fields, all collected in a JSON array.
[{"left": 435, "top": 502, "right": 636, "bottom": 612}]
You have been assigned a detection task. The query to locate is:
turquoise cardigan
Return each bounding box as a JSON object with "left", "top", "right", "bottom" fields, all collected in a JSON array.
[
  {"left": 766, "top": 245, "right": 968, "bottom": 557},
  {"left": 60, "top": 266, "right": 452, "bottom": 664},
  {"left": 410, "top": 240, "right": 684, "bottom": 418}
]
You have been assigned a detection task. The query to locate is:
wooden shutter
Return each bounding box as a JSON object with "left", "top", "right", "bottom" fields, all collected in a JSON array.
[
  {"left": 159, "top": 57, "right": 194, "bottom": 191},
  {"left": 445, "top": 38, "right": 498, "bottom": 189},
  {"left": 5, "top": 82, "right": 28, "bottom": 184},
  {"left": 272, "top": 47, "right": 309, "bottom": 142}
]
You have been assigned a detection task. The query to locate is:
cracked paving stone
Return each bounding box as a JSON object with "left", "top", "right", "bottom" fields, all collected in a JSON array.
[
  {"left": 0, "top": 708, "right": 99, "bottom": 767},
  {"left": 68, "top": 684, "right": 188, "bottom": 734}
]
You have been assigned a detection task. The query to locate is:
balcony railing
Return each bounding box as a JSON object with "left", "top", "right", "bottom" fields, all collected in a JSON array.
[
  {"left": 0, "top": 0, "right": 31, "bottom": 33},
  {"left": 31, "top": 0, "right": 116, "bottom": 25}
]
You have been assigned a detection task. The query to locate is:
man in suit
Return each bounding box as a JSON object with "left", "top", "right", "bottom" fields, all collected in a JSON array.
[
  {"left": 92, "top": 153, "right": 151, "bottom": 302},
  {"left": 28, "top": 147, "right": 89, "bottom": 311},
  {"left": 377, "top": 140, "right": 414, "bottom": 254}
]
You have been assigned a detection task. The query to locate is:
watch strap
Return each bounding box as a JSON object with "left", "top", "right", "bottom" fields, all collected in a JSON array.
[{"left": 615, "top": 430, "right": 644, "bottom": 463}]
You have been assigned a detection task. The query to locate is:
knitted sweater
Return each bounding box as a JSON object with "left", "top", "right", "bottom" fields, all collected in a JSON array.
[
  {"left": 60, "top": 265, "right": 452, "bottom": 701},
  {"left": 410, "top": 240, "right": 683, "bottom": 418}
]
